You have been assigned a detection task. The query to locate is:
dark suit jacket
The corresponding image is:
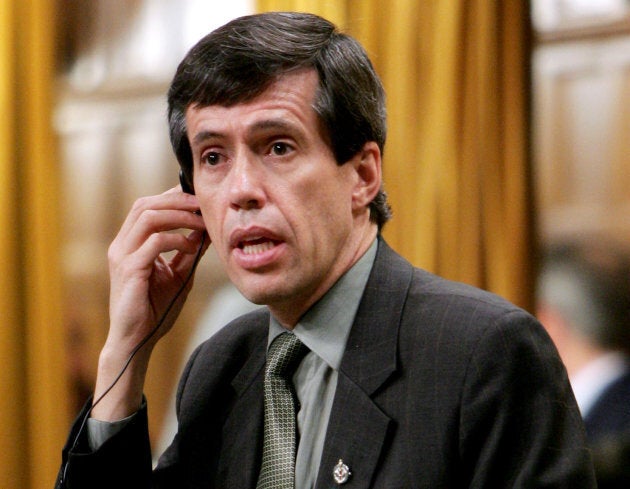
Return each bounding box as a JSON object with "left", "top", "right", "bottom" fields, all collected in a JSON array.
[
  {"left": 57, "top": 239, "right": 596, "bottom": 488},
  {"left": 584, "top": 368, "right": 630, "bottom": 489},
  {"left": 584, "top": 368, "right": 630, "bottom": 443}
]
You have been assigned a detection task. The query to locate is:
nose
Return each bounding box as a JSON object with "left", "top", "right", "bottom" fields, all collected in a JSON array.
[{"left": 228, "top": 154, "right": 266, "bottom": 211}]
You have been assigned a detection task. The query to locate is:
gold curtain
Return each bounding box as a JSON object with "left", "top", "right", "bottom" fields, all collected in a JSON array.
[
  {"left": 257, "top": 0, "right": 348, "bottom": 25},
  {"left": 257, "top": 0, "right": 534, "bottom": 309},
  {"left": 0, "top": 1, "right": 69, "bottom": 489}
]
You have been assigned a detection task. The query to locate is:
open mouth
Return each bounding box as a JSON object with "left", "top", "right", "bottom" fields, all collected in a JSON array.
[{"left": 240, "top": 238, "right": 280, "bottom": 255}]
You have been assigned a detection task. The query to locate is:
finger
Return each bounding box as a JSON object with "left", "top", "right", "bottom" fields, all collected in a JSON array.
[
  {"left": 118, "top": 231, "right": 203, "bottom": 282},
  {"left": 186, "top": 229, "right": 212, "bottom": 250},
  {"left": 162, "top": 185, "right": 181, "bottom": 194},
  {"left": 168, "top": 230, "right": 211, "bottom": 280},
  {"left": 131, "top": 209, "right": 205, "bottom": 249},
  {"left": 114, "top": 207, "right": 205, "bottom": 260},
  {"left": 116, "top": 192, "right": 201, "bottom": 242}
]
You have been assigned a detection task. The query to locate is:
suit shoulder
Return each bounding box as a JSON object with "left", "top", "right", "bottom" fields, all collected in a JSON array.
[
  {"left": 374, "top": 239, "right": 530, "bottom": 324},
  {"left": 408, "top": 267, "right": 531, "bottom": 322},
  {"left": 371, "top": 239, "right": 540, "bottom": 343},
  {"left": 397, "top": 267, "right": 557, "bottom": 370},
  {"left": 194, "top": 307, "right": 269, "bottom": 357},
  {"left": 175, "top": 308, "right": 269, "bottom": 411},
  {"left": 180, "top": 308, "right": 268, "bottom": 386}
]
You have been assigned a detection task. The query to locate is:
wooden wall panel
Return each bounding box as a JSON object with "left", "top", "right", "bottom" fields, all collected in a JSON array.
[{"left": 533, "top": 34, "right": 630, "bottom": 245}]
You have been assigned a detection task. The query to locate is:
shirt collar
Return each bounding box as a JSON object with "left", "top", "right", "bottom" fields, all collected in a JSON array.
[{"left": 268, "top": 238, "right": 378, "bottom": 370}]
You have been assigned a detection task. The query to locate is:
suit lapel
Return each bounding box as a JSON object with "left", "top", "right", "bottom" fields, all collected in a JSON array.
[
  {"left": 316, "top": 239, "right": 413, "bottom": 488},
  {"left": 216, "top": 321, "right": 267, "bottom": 489}
]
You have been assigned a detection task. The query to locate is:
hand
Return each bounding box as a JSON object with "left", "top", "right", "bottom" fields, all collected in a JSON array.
[{"left": 92, "top": 186, "right": 209, "bottom": 420}]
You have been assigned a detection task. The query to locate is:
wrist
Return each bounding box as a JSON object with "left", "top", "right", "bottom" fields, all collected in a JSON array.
[{"left": 91, "top": 341, "right": 151, "bottom": 421}]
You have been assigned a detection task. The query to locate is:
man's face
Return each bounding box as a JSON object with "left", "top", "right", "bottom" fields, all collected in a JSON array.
[{"left": 185, "top": 69, "right": 378, "bottom": 326}]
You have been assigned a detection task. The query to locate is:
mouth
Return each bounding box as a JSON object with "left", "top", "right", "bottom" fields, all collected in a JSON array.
[
  {"left": 240, "top": 237, "right": 280, "bottom": 255},
  {"left": 229, "top": 227, "right": 285, "bottom": 267}
]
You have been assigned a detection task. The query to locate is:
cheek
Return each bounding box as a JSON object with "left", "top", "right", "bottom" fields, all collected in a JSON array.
[
  {"left": 198, "top": 200, "right": 224, "bottom": 242},
  {"left": 314, "top": 172, "right": 355, "bottom": 217},
  {"left": 299, "top": 185, "right": 354, "bottom": 241}
]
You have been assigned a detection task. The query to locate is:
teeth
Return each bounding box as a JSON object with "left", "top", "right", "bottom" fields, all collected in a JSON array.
[{"left": 242, "top": 241, "right": 275, "bottom": 255}]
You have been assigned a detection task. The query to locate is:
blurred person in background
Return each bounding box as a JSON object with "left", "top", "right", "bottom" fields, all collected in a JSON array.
[{"left": 537, "top": 236, "right": 630, "bottom": 488}]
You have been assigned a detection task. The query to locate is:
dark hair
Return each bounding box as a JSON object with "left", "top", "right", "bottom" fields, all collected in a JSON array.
[
  {"left": 167, "top": 11, "right": 391, "bottom": 228},
  {"left": 537, "top": 237, "right": 630, "bottom": 351}
]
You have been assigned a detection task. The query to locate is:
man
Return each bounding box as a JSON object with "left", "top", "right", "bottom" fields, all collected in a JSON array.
[
  {"left": 57, "top": 12, "right": 595, "bottom": 488},
  {"left": 537, "top": 237, "right": 630, "bottom": 487}
]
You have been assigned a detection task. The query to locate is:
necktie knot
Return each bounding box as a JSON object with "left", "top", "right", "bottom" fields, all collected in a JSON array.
[{"left": 266, "top": 332, "right": 309, "bottom": 378}]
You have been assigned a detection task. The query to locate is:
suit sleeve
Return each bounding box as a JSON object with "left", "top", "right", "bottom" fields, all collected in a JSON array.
[
  {"left": 458, "top": 310, "right": 597, "bottom": 488},
  {"left": 55, "top": 398, "right": 153, "bottom": 489}
]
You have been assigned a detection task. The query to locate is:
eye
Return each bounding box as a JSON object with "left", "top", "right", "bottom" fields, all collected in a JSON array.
[
  {"left": 201, "top": 151, "right": 222, "bottom": 166},
  {"left": 269, "top": 142, "right": 293, "bottom": 156}
]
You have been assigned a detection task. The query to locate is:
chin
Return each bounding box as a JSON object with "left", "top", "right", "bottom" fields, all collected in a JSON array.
[
  {"left": 242, "top": 289, "right": 284, "bottom": 307},
  {"left": 234, "top": 280, "right": 284, "bottom": 305}
]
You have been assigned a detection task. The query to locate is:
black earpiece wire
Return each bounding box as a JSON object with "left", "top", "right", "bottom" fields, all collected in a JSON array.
[{"left": 93, "top": 232, "right": 206, "bottom": 410}]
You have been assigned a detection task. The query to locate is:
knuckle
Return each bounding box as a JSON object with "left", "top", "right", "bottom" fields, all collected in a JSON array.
[
  {"left": 131, "top": 196, "right": 152, "bottom": 212},
  {"left": 137, "top": 208, "right": 159, "bottom": 226},
  {"left": 107, "top": 241, "right": 121, "bottom": 265}
]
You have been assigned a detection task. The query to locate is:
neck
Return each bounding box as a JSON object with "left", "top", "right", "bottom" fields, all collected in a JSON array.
[{"left": 271, "top": 225, "right": 378, "bottom": 329}]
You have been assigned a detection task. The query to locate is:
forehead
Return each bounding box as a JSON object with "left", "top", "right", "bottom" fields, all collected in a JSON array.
[{"left": 185, "top": 69, "right": 321, "bottom": 138}]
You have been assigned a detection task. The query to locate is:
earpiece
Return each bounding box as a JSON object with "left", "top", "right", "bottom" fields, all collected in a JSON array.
[{"left": 179, "top": 169, "right": 195, "bottom": 195}]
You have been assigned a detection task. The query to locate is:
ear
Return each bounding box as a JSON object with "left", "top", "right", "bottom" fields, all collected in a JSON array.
[{"left": 351, "top": 141, "right": 382, "bottom": 211}]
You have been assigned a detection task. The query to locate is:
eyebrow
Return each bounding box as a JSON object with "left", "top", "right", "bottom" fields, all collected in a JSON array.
[
  {"left": 248, "top": 118, "right": 297, "bottom": 134},
  {"left": 192, "top": 130, "right": 222, "bottom": 146},
  {"left": 191, "top": 118, "right": 300, "bottom": 147}
]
